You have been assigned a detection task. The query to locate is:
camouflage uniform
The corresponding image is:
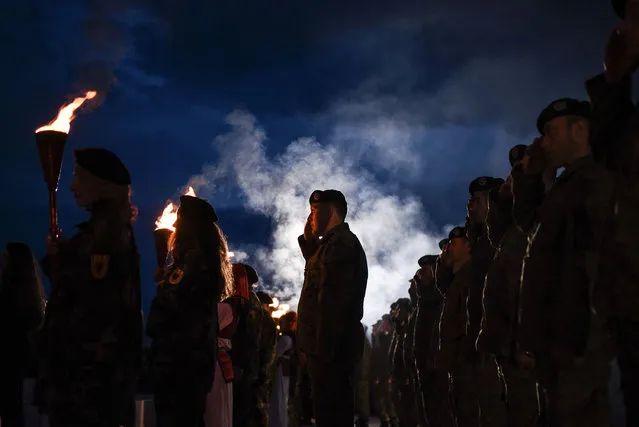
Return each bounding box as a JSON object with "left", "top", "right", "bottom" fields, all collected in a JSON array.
[
  {"left": 256, "top": 307, "right": 277, "bottom": 426},
  {"left": 39, "top": 206, "right": 142, "bottom": 427},
  {"left": 517, "top": 151, "right": 615, "bottom": 426},
  {"left": 354, "top": 324, "right": 372, "bottom": 426},
  {"left": 414, "top": 257, "right": 454, "bottom": 427},
  {"left": 372, "top": 324, "right": 398, "bottom": 426},
  {"left": 146, "top": 248, "right": 219, "bottom": 427},
  {"left": 297, "top": 211, "right": 368, "bottom": 427},
  {"left": 390, "top": 299, "right": 417, "bottom": 427},
  {"left": 233, "top": 291, "right": 265, "bottom": 427},
  {"left": 477, "top": 186, "right": 539, "bottom": 427},
  {"left": 587, "top": 73, "right": 639, "bottom": 425}
]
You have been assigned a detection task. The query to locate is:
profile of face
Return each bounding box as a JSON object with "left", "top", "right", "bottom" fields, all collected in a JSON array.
[
  {"left": 440, "top": 243, "right": 453, "bottom": 267},
  {"left": 309, "top": 202, "right": 332, "bottom": 237},
  {"left": 447, "top": 237, "right": 470, "bottom": 263},
  {"left": 419, "top": 264, "right": 434, "bottom": 286},
  {"left": 541, "top": 116, "right": 582, "bottom": 168},
  {"left": 69, "top": 165, "right": 98, "bottom": 208},
  {"left": 467, "top": 191, "right": 489, "bottom": 225}
]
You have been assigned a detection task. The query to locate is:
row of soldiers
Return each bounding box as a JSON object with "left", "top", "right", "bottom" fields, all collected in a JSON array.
[{"left": 365, "top": 11, "right": 639, "bottom": 423}]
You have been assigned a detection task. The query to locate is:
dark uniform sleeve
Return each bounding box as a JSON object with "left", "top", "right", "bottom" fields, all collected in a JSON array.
[
  {"left": 317, "top": 235, "right": 367, "bottom": 362},
  {"left": 512, "top": 164, "right": 545, "bottom": 233},
  {"left": 586, "top": 73, "right": 634, "bottom": 166},
  {"left": 435, "top": 258, "right": 453, "bottom": 296}
]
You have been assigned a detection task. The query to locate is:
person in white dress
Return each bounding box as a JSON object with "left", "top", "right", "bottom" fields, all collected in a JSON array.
[
  {"left": 204, "top": 264, "right": 251, "bottom": 427},
  {"left": 269, "top": 312, "right": 298, "bottom": 427}
]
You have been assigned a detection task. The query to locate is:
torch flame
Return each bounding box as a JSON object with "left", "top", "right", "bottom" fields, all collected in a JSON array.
[
  {"left": 36, "top": 91, "right": 97, "bottom": 134},
  {"left": 272, "top": 304, "right": 290, "bottom": 320},
  {"left": 269, "top": 297, "right": 279, "bottom": 308},
  {"left": 154, "top": 186, "right": 198, "bottom": 231}
]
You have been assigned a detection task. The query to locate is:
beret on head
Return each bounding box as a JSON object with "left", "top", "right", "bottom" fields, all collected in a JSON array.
[
  {"left": 613, "top": 0, "right": 626, "bottom": 17},
  {"left": 239, "top": 263, "right": 259, "bottom": 285},
  {"left": 309, "top": 189, "right": 348, "bottom": 216},
  {"left": 469, "top": 176, "right": 502, "bottom": 195},
  {"left": 438, "top": 238, "right": 449, "bottom": 250},
  {"left": 509, "top": 144, "right": 527, "bottom": 167},
  {"left": 418, "top": 254, "right": 438, "bottom": 267},
  {"left": 179, "top": 195, "right": 218, "bottom": 223},
  {"left": 74, "top": 148, "right": 131, "bottom": 185},
  {"left": 255, "top": 291, "right": 273, "bottom": 305},
  {"left": 536, "top": 98, "right": 592, "bottom": 134},
  {"left": 448, "top": 226, "right": 467, "bottom": 240}
]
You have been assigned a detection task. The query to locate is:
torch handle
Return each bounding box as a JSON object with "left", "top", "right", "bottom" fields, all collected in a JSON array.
[{"left": 48, "top": 189, "right": 60, "bottom": 240}]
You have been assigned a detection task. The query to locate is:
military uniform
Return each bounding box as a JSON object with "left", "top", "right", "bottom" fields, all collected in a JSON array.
[
  {"left": 517, "top": 99, "right": 616, "bottom": 426},
  {"left": 297, "top": 189, "right": 368, "bottom": 427},
  {"left": 404, "top": 288, "right": 425, "bottom": 427},
  {"left": 354, "top": 323, "right": 372, "bottom": 427},
  {"left": 477, "top": 164, "right": 540, "bottom": 427},
  {"left": 587, "top": 71, "right": 639, "bottom": 425},
  {"left": 38, "top": 149, "right": 142, "bottom": 427},
  {"left": 437, "top": 227, "right": 479, "bottom": 427},
  {"left": 466, "top": 177, "right": 508, "bottom": 427},
  {"left": 255, "top": 293, "right": 277, "bottom": 427},
  {"left": 414, "top": 256, "right": 454, "bottom": 427},
  {"left": 146, "top": 196, "right": 221, "bottom": 427},
  {"left": 371, "top": 319, "right": 398, "bottom": 427}
]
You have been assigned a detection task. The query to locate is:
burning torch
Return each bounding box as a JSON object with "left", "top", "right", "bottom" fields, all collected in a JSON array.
[
  {"left": 154, "top": 186, "right": 197, "bottom": 268},
  {"left": 35, "top": 91, "right": 97, "bottom": 240}
]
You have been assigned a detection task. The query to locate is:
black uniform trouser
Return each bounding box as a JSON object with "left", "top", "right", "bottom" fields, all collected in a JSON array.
[
  {"left": 307, "top": 356, "right": 355, "bottom": 427},
  {"left": 417, "top": 369, "right": 455, "bottom": 427},
  {"left": 0, "top": 370, "right": 24, "bottom": 427},
  {"left": 610, "top": 317, "right": 639, "bottom": 427},
  {"left": 154, "top": 372, "right": 210, "bottom": 427}
]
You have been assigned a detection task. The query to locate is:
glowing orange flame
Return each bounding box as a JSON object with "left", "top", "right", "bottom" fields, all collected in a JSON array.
[
  {"left": 269, "top": 297, "right": 290, "bottom": 319},
  {"left": 154, "top": 186, "right": 197, "bottom": 231},
  {"left": 36, "top": 91, "right": 97, "bottom": 134}
]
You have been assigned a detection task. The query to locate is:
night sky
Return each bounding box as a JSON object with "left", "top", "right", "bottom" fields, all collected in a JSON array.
[{"left": 0, "top": 0, "right": 619, "bottom": 325}]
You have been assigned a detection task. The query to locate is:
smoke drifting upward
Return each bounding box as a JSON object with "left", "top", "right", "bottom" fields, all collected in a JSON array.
[{"left": 190, "top": 110, "right": 443, "bottom": 326}]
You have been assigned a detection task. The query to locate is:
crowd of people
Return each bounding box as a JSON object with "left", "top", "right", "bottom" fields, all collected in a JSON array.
[{"left": 2, "top": 0, "right": 639, "bottom": 426}]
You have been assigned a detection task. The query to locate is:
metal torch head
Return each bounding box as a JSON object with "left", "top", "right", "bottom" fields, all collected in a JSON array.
[{"left": 35, "top": 130, "right": 68, "bottom": 192}]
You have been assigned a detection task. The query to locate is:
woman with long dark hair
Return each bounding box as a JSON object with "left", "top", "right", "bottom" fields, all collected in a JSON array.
[
  {"left": 0, "top": 242, "right": 46, "bottom": 427},
  {"left": 39, "top": 148, "right": 143, "bottom": 427},
  {"left": 147, "top": 194, "right": 233, "bottom": 427}
]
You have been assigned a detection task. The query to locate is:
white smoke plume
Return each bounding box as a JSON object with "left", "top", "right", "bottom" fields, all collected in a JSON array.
[{"left": 190, "top": 110, "right": 444, "bottom": 326}]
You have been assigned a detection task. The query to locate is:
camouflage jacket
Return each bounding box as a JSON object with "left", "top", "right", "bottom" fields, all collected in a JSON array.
[
  {"left": 232, "top": 291, "right": 264, "bottom": 381},
  {"left": 39, "top": 211, "right": 142, "bottom": 384},
  {"left": 466, "top": 235, "right": 494, "bottom": 356},
  {"left": 517, "top": 156, "right": 614, "bottom": 359},
  {"left": 413, "top": 277, "right": 443, "bottom": 373},
  {"left": 146, "top": 249, "right": 218, "bottom": 379},
  {"left": 477, "top": 191, "right": 528, "bottom": 357},
  {"left": 437, "top": 261, "right": 473, "bottom": 372},
  {"left": 297, "top": 223, "right": 368, "bottom": 362},
  {"left": 586, "top": 73, "right": 639, "bottom": 320}
]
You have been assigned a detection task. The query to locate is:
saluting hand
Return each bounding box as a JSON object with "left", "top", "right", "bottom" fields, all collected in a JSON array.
[
  {"left": 604, "top": 28, "right": 639, "bottom": 83},
  {"left": 303, "top": 213, "right": 313, "bottom": 241},
  {"left": 524, "top": 137, "right": 546, "bottom": 175}
]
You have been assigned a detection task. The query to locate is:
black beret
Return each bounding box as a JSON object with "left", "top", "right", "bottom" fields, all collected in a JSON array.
[
  {"left": 74, "top": 148, "right": 131, "bottom": 185},
  {"left": 448, "top": 226, "right": 467, "bottom": 240},
  {"left": 613, "top": 0, "right": 625, "bottom": 17},
  {"left": 239, "top": 263, "right": 259, "bottom": 285},
  {"left": 469, "top": 176, "right": 502, "bottom": 194},
  {"left": 438, "top": 238, "right": 449, "bottom": 250},
  {"left": 309, "top": 189, "right": 348, "bottom": 216},
  {"left": 536, "top": 98, "right": 592, "bottom": 134},
  {"left": 509, "top": 144, "right": 527, "bottom": 167},
  {"left": 179, "top": 195, "right": 218, "bottom": 223},
  {"left": 418, "top": 254, "right": 438, "bottom": 267},
  {"left": 255, "top": 291, "right": 273, "bottom": 305}
]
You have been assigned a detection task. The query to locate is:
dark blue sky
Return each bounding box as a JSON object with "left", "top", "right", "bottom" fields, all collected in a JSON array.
[{"left": 0, "top": 0, "right": 619, "bottom": 317}]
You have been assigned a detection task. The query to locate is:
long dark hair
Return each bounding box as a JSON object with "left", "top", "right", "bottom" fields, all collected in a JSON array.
[
  {"left": 0, "top": 242, "right": 46, "bottom": 330},
  {"left": 168, "top": 219, "right": 233, "bottom": 302}
]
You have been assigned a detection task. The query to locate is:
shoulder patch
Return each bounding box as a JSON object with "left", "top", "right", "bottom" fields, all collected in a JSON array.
[
  {"left": 90, "top": 254, "right": 110, "bottom": 279},
  {"left": 168, "top": 267, "right": 185, "bottom": 285}
]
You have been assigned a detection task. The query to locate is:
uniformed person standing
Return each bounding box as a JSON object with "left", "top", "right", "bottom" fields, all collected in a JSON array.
[
  {"left": 297, "top": 189, "right": 368, "bottom": 427},
  {"left": 371, "top": 315, "right": 398, "bottom": 427},
  {"left": 147, "top": 195, "right": 234, "bottom": 427},
  {"left": 465, "top": 176, "right": 508, "bottom": 427},
  {"left": 437, "top": 226, "right": 479, "bottom": 427},
  {"left": 255, "top": 291, "right": 278, "bottom": 427},
  {"left": 477, "top": 145, "right": 540, "bottom": 427},
  {"left": 517, "top": 98, "right": 615, "bottom": 426},
  {"left": 39, "top": 148, "right": 142, "bottom": 427}
]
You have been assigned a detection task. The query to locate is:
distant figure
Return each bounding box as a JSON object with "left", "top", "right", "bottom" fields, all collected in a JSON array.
[
  {"left": 38, "top": 148, "right": 142, "bottom": 427},
  {"left": 297, "top": 189, "right": 368, "bottom": 427},
  {"left": 147, "top": 195, "right": 233, "bottom": 427},
  {"left": 269, "top": 311, "right": 298, "bottom": 427},
  {"left": 0, "top": 243, "right": 45, "bottom": 427}
]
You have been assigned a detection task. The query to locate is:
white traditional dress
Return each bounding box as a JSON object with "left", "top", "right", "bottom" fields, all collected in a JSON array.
[
  {"left": 204, "top": 302, "right": 235, "bottom": 427},
  {"left": 268, "top": 333, "right": 294, "bottom": 427}
]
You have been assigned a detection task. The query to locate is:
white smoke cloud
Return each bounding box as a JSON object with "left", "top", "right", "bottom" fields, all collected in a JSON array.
[{"left": 190, "top": 110, "right": 443, "bottom": 326}]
